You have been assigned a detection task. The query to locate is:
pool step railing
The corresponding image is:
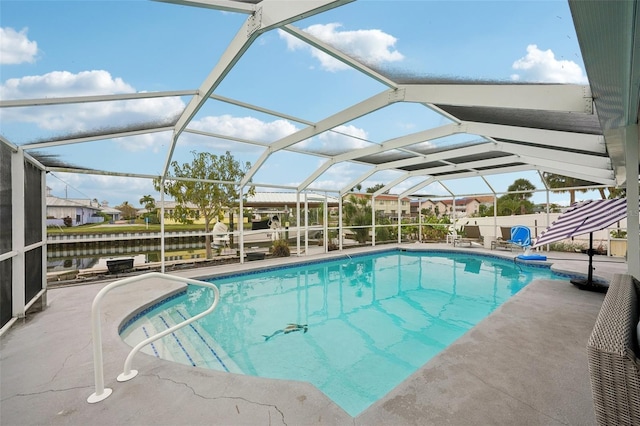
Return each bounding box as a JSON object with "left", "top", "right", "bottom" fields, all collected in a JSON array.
[
  {"left": 87, "top": 272, "right": 220, "bottom": 404},
  {"left": 124, "top": 313, "right": 203, "bottom": 364}
]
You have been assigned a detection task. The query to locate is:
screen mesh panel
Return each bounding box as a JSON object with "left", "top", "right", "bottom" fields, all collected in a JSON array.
[
  {"left": 0, "top": 259, "right": 11, "bottom": 327},
  {"left": 24, "top": 160, "right": 42, "bottom": 246},
  {"left": 25, "top": 247, "right": 42, "bottom": 303},
  {"left": 0, "top": 143, "right": 11, "bottom": 255}
]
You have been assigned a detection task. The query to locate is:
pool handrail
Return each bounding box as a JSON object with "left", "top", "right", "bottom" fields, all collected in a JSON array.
[{"left": 87, "top": 272, "right": 220, "bottom": 404}]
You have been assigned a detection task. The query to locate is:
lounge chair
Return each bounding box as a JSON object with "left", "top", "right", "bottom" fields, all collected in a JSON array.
[
  {"left": 453, "top": 225, "right": 483, "bottom": 247},
  {"left": 492, "top": 226, "right": 519, "bottom": 251}
]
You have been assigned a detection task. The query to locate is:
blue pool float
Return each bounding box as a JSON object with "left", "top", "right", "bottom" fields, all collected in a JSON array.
[{"left": 517, "top": 254, "right": 547, "bottom": 261}]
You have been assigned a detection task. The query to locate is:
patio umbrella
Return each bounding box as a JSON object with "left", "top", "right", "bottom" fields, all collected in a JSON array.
[{"left": 532, "top": 198, "right": 635, "bottom": 292}]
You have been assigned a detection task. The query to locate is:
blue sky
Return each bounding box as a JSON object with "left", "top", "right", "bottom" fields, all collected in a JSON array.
[{"left": 1, "top": 0, "right": 594, "bottom": 207}]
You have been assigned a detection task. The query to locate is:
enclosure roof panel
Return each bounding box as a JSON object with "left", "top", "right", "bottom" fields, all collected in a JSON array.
[{"left": 2, "top": 0, "right": 633, "bottom": 200}]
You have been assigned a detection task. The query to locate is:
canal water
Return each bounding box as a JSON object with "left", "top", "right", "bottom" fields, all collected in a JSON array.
[{"left": 47, "top": 240, "right": 209, "bottom": 273}]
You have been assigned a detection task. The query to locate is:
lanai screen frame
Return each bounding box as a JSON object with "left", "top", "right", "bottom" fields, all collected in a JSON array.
[{"left": 1, "top": 0, "right": 638, "bottom": 292}]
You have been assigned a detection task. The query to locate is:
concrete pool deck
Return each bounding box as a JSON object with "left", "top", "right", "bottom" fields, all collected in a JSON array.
[{"left": 1, "top": 244, "right": 628, "bottom": 425}]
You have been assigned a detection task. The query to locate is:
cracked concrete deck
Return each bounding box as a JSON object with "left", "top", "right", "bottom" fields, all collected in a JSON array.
[{"left": 1, "top": 244, "right": 627, "bottom": 425}]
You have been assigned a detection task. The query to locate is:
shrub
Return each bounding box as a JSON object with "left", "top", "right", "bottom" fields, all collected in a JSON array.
[
  {"left": 63, "top": 216, "right": 73, "bottom": 227},
  {"left": 549, "top": 241, "right": 586, "bottom": 253},
  {"left": 271, "top": 239, "right": 290, "bottom": 257},
  {"left": 610, "top": 229, "right": 627, "bottom": 238},
  {"left": 422, "top": 225, "right": 447, "bottom": 241},
  {"left": 376, "top": 226, "right": 391, "bottom": 242}
]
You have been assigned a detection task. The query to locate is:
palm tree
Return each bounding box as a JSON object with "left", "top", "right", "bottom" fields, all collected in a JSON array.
[
  {"left": 543, "top": 173, "right": 594, "bottom": 205},
  {"left": 498, "top": 178, "right": 536, "bottom": 215},
  {"left": 139, "top": 194, "right": 156, "bottom": 212},
  {"left": 139, "top": 194, "right": 157, "bottom": 223},
  {"left": 343, "top": 195, "right": 371, "bottom": 243}
]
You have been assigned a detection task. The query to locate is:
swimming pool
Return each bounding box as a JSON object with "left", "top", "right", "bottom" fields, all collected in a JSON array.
[{"left": 120, "top": 249, "right": 564, "bottom": 416}]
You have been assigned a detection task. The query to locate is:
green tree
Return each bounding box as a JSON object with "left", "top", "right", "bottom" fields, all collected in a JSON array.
[
  {"left": 139, "top": 194, "right": 156, "bottom": 211},
  {"left": 491, "top": 178, "right": 536, "bottom": 216},
  {"left": 366, "top": 183, "right": 387, "bottom": 194},
  {"left": 343, "top": 195, "right": 372, "bottom": 243},
  {"left": 154, "top": 151, "right": 253, "bottom": 258},
  {"left": 543, "top": 173, "right": 594, "bottom": 205},
  {"left": 497, "top": 198, "right": 523, "bottom": 216},
  {"left": 139, "top": 194, "right": 157, "bottom": 223},
  {"left": 476, "top": 203, "right": 491, "bottom": 217},
  {"left": 116, "top": 201, "right": 138, "bottom": 220},
  {"left": 606, "top": 187, "right": 627, "bottom": 199}
]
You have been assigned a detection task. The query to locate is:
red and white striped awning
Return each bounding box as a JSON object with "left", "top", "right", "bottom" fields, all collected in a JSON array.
[{"left": 532, "top": 198, "right": 635, "bottom": 248}]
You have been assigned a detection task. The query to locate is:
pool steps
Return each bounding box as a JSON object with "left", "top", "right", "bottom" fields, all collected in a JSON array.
[{"left": 123, "top": 311, "right": 239, "bottom": 373}]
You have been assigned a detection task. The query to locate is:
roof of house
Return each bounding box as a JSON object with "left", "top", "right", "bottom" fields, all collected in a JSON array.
[
  {"left": 246, "top": 192, "right": 338, "bottom": 207},
  {"left": 349, "top": 193, "right": 410, "bottom": 202},
  {"left": 46, "top": 196, "right": 101, "bottom": 210}
]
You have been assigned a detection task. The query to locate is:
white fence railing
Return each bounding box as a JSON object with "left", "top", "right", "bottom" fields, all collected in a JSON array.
[{"left": 48, "top": 230, "right": 207, "bottom": 243}]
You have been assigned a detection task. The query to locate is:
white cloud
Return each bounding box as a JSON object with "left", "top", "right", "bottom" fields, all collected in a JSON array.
[
  {"left": 511, "top": 44, "right": 587, "bottom": 84},
  {"left": 190, "top": 114, "right": 298, "bottom": 144},
  {"left": 114, "top": 131, "right": 173, "bottom": 153},
  {"left": 303, "top": 160, "right": 372, "bottom": 190},
  {"left": 0, "top": 27, "right": 38, "bottom": 65},
  {"left": 1, "top": 70, "right": 134, "bottom": 99},
  {"left": 296, "top": 124, "right": 370, "bottom": 154},
  {"left": 279, "top": 23, "right": 404, "bottom": 72},
  {"left": 0, "top": 70, "right": 185, "bottom": 137},
  {"left": 47, "top": 173, "right": 156, "bottom": 206}
]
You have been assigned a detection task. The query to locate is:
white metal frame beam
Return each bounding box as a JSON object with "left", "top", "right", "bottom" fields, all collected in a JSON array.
[
  {"left": 281, "top": 24, "right": 398, "bottom": 89},
  {"left": 492, "top": 141, "right": 610, "bottom": 170},
  {"left": 333, "top": 134, "right": 610, "bottom": 196},
  {"left": 368, "top": 142, "right": 497, "bottom": 172},
  {"left": 398, "top": 165, "right": 536, "bottom": 199},
  {"left": 284, "top": 81, "right": 610, "bottom": 190},
  {"left": 533, "top": 164, "right": 615, "bottom": 185},
  {"left": 153, "top": 0, "right": 256, "bottom": 14},
  {"left": 11, "top": 148, "right": 26, "bottom": 319},
  {"left": 519, "top": 156, "right": 613, "bottom": 182},
  {"left": 242, "top": 87, "right": 404, "bottom": 186},
  {"left": 163, "top": 0, "right": 352, "bottom": 178},
  {"left": 402, "top": 84, "right": 593, "bottom": 113},
  {"left": 297, "top": 123, "right": 460, "bottom": 191},
  {"left": 21, "top": 127, "right": 175, "bottom": 150},
  {"left": 463, "top": 122, "right": 606, "bottom": 153},
  {"left": 0, "top": 90, "right": 195, "bottom": 108}
]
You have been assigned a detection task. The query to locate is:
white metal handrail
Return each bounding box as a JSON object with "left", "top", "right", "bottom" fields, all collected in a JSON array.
[{"left": 87, "top": 272, "right": 220, "bottom": 403}]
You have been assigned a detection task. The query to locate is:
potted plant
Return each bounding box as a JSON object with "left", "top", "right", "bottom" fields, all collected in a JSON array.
[{"left": 271, "top": 239, "right": 290, "bottom": 257}]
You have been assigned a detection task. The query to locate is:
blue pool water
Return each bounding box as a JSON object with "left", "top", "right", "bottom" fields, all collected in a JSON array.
[{"left": 120, "top": 250, "right": 564, "bottom": 416}]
